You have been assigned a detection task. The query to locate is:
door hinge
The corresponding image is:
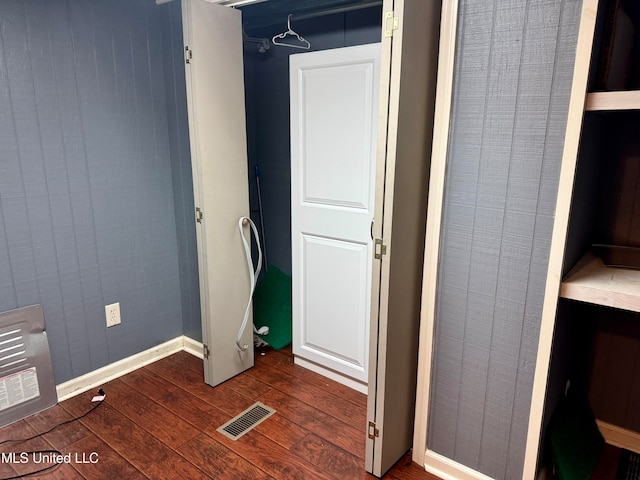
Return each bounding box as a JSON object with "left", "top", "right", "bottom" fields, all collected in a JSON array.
[
  {"left": 203, "top": 344, "right": 210, "bottom": 359},
  {"left": 374, "top": 238, "right": 387, "bottom": 260},
  {"left": 185, "top": 46, "right": 193, "bottom": 64},
  {"left": 368, "top": 421, "right": 379, "bottom": 440},
  {"left": 384, "top": 11, "right": 399, "bottom": 38},
  {"left": 196, "top": 207, "right": 203, "bottom": 223}
]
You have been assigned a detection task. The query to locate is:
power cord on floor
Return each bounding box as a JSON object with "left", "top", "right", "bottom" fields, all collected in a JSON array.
[{"left": 0, "top": 388, "right": 106, "bottom": 479}]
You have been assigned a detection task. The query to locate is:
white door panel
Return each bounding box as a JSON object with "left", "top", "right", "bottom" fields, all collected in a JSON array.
[
  {"left": 300, "top": 63, "right": 377, "bottom": 209},
  {"left": 299, "top": 234, "right": 370, "bottom": 380},
  {"left": 291, "top": 44, "right": 381, "bottom": 384}
]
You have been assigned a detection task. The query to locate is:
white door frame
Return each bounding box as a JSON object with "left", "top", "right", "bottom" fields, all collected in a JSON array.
[{"left": 412, "top": 0, "right": 458, "bottom": 469}]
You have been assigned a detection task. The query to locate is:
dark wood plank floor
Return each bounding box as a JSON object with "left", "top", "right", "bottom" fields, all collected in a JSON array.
[
  {"left": 0, "top": 347, "right": 441, "bottom": 479},
  {"left": 592, "top": 444, "right": 621, "bottom": 479}
]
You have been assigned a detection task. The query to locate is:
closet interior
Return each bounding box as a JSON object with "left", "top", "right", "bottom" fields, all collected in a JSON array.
[
  {"left": 238, "top": 1, "right": 383, "bottom": 387},
  {"left": 542, "top": 0, "right": 640, "bottom": 473},
  {"left": 240, "top": 1, "right": 382, "bottom": 278}
]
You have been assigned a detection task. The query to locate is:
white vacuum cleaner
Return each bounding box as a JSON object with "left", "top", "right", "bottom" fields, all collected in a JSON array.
[{"left": 236, "top": 216, "right": 268, "bottom": 351}]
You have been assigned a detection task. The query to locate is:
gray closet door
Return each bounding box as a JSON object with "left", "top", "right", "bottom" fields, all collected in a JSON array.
[
  {"left": 366, "top": 0, "right": 441, "bottom": 476},
  {"left": 182, "top": 0, "right": 253, "bottom": 386}
]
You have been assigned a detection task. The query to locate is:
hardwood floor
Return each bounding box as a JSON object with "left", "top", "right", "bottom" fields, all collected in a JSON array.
[
  {"left": 591, "top": 444, "right": 621, "bottom": 479},
  {"left": 0, "top": 347, "right": 441, "bottom": 479}
]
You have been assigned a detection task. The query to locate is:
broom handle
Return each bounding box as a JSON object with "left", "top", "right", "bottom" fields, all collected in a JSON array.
[{"left": 255, "top": 165, "right": 268, "bottom": 271}]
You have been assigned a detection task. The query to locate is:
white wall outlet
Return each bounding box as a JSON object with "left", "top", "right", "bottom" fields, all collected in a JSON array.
[{"left": 105, "top": 302, "right": 121, "bottom": 328}]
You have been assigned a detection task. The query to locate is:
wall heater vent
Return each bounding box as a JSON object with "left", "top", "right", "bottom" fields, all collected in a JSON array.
[{"left": 0, "top": 305, "right": 57, "bottom": 428}]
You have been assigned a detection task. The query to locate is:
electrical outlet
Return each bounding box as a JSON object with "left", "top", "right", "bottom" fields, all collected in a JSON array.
[{"left": 105, "top": 302, "right": 121, "bottom": 328}]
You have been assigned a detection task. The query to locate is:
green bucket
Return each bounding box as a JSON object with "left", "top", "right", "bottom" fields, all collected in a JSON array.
[{"left": 253, "top": 265, "right": 292, "bottom": 350}]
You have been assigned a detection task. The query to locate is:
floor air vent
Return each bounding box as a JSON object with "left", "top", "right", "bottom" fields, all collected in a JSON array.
[{"left": 217, "top": 402, "right": 275, "bottom": 440}]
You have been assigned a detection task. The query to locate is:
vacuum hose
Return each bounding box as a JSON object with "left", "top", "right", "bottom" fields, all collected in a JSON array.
[{"left": 236, "top": 216, "right": 267, "bottom": 351}]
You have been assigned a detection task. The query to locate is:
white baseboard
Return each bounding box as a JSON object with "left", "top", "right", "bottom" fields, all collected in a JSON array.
[
  {"left": 182, "top": 335, "right": 204, "bottom": 358},
  {"left": 424, "top": 450, "right": 495, "bottom": 480},
  {"left": 56, "top": 336, "right": 203, "bottom": 401},
  {"left": 597, "top": 419, "right": 640, "bottom": 454},
  {"left": 293, "top": 356, "right": 367, "bottom": 394}
]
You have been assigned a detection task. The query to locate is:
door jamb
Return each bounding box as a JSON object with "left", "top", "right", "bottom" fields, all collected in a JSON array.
[{"left": 412, "top": 0, "right": 459, "bottom": 468}]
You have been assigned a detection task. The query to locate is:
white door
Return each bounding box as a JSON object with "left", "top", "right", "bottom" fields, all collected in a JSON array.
[
  {"left": 182, "top": 0, "right": 253, "bottom": 387},
  {"left": 290, "top": 44, "right": 381, "bottom": 386}
]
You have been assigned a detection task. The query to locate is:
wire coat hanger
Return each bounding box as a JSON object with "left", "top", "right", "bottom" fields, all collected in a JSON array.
[{"left": 272, "top": 14, "right": 311, "bottom": 50}]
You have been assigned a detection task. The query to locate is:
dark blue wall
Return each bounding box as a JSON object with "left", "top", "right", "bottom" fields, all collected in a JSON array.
[
  {"left": 0, "top": 0, "right": 196, "bottom": 384},
  {"left": 243, "top": 8, "right": 382, "bottom": 275}
]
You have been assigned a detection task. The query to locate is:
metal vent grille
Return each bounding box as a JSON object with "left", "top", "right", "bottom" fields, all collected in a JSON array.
[
  {"left": 217, "top": 402, "right": 275, "bottom": 440},
  {"left": 0, "top": 328, "right": 27, "bottom": 372},
  {"left": 0, "top": 305, "right": 57, "bottom": 428}
]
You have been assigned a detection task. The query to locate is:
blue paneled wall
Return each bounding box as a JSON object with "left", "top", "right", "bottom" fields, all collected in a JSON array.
[
  {"left": 0, "top": 0, "right": 198, "bottom": 384},
  {"left": 427, "top": 0, "right": 582, "bottom": 478},
  {"left": 159, "top": 1, "right": 201, "bottom": 342}
]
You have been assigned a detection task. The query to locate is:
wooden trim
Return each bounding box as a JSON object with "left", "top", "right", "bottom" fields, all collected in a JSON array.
[
  {"left": 597, "top": 420, "right": 640, "bottom": 454},
  {"left": 424, "top": 450, "right": 494, "bottom": 480},
  {"left": 522, "top": 1, "right": 600, "bottom": 478},
  {"left": 586, "top": 90, "right": 640, "bottom": 111},
  {"left": 56, "top": 336, "right": 201, "bottom": 401},
  {"left": 412, "top": 0, "right": 459, "bottom": 467},
  {"left": 560, "top": 251, "right": 640, "bottom": 313}
]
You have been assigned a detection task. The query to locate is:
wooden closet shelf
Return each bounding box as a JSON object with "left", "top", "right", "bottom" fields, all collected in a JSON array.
[
  {"left": 586, "top": 91, "right": 640, "bottom": 111},
  {"left": 560, "top": 251, "right": 640, "bottom": 312},
  {"left": 597, "top": 420, "right": 640, "bottom": 455}
]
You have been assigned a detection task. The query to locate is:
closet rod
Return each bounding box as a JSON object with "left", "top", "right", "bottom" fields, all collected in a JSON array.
[{"left": 291, "top": 1, "right": 383, "bottom": 22}]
